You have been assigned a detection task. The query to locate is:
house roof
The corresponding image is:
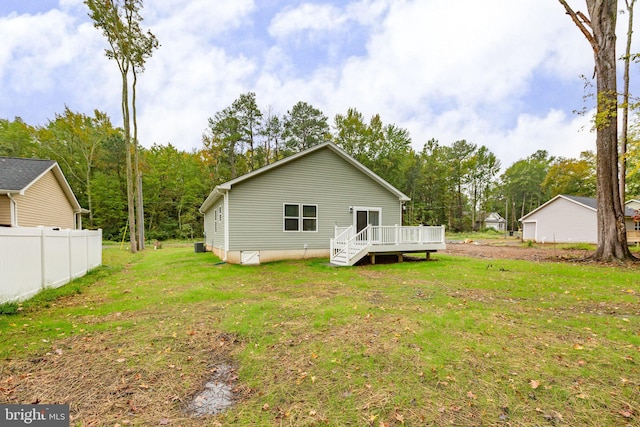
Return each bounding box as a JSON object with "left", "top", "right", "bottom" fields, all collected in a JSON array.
[
  {"left": 0, "top": 157, "right": 83, "bottom": 212},
  {"left": 199, "top": 142, "right": 410, "bottom": 213},
  {"left": 520, "top": 194, "right": 636, "bottom": 221},
  {"left": 485, "top": 212, "right": 505, "bottom": 222}
]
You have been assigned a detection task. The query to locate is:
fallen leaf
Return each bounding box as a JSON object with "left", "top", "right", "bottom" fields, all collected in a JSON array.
[
  {"left": 159, "top": 419, "right": 169, "bottom": 425},
  {"left": 394, "top": 413, "right": 405, "bottom": 424},
  {"left": 262, "top": 403, "right": 270, "bottom": 411},
  {"left": 309, "top": 410, "right": 317, "bottom": 416},
  {"left": 620, "top": 410, "right": 633, "bottom": 419},
  {"left": 466, "top": 391, "right": 477, "bottom": 400},
  {"left": 530, "top": 380, "right": 540, "bottom": 389},
  {"left": 573, "top": 344, "right": 584, "bottom": 350},
  {"left": 116, "top": 358, "right": 126, "bottom": 363}
]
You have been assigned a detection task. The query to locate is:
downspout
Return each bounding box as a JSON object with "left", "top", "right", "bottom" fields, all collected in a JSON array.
[{"left": 7, "top": 193, "right": 17, "bottom": 226}]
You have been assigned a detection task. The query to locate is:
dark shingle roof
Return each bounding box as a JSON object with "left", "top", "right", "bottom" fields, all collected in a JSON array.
[
  {"left": 0, "top": 157, "right": 56, "bottom": 192},
  {"left": 562, "top": 195, "right": 597, "bottom": 210},
  {"left": 562, "top": 194, "right": 637, "bottom": 217}
]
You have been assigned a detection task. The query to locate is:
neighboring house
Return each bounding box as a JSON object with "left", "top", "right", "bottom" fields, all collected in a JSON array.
[
  {"left": 520, "top": 194, "right": 637, "bottom": 244},
  {"left": 0, "top": 157, "right": 86, "bottom": 229},
  {"left": 625, "top": 200, "right": 640, "bottom": 243},
  {"left": 199, "top": 142, "right": 445, "bottom": 265},
  {"left": 625, "top": 199, "right": 640, "bottom": 212},
  {"left": 483, "top": 212, "right": 506, "bottom": 231}
]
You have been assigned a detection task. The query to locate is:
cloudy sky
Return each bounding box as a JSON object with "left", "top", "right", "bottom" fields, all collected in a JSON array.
[{"left": 1, "top": 0, "right": 638, "bottom": 167}]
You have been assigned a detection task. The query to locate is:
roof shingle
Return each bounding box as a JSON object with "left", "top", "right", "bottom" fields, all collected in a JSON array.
[{"left": 0, "top": 157, "right": 55, "bottom": 192}]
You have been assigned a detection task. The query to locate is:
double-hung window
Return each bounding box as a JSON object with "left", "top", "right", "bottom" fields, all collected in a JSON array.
[{"left": 284, "top": 203, "right": 317, "bottom": 232}]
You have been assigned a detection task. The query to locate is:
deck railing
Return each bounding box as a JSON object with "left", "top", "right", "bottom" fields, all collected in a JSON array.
[{"left": 330, "top": 225, "right": 446, "bottom": 265}]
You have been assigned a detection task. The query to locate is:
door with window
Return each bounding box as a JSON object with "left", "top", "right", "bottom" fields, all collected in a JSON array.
[{"left": 354, "top": 208, "right": 381, "bottom": 242}]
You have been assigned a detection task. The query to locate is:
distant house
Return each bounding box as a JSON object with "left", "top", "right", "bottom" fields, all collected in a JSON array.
[
  {"left": 625, "top": 199, "right": 640, "bottom": 212},
  {"left": 482, "top": 212, "right": 506, "bottom": 231},
  {"left": 0, "top": 157, "right": 86, "bottom": 229},
  {"left": 199, "top": 142, "right": 445, "bottom": 265},
  {"left": 625, "top": 200, "right": 640, "bottom": 243},
  {"left": 520, "top": 194, "right": 637, "bottom": 244}
]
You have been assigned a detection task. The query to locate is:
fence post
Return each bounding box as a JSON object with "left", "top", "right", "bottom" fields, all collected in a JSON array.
[
  {"left": 68, "top": 229, "right": 72, "bottom": 283},
  {"left": 39, "top": 227, "right": 45, "bottom": 288}
]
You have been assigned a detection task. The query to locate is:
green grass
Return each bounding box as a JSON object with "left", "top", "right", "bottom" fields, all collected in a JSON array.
[{"left": 1, "top": 245, "right": 638, "bottom": 426}]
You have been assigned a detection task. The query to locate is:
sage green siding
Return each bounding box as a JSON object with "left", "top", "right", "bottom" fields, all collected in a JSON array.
[
  {"left": 204, "top": 198, "right": 225, "bottom": 250},
  {"left": 226, "top": 147, "right": 402, "bottom": 251}
]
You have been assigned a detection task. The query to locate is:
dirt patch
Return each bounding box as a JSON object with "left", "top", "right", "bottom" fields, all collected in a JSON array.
[
  {"left": 0, "top": 329, "right": 247, "bottom": 426},
  {"left": 442, "top": 241, "right": 593, "bottom": 262}
]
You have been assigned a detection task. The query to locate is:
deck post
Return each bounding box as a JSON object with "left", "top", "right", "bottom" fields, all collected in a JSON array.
[{"left": 398, "top": 253, "right": 403, "bottom": 263}]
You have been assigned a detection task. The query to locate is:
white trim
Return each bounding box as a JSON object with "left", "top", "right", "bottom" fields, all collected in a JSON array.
[
  {"left": 283, "top": 203, "right": 319, "bottom": 232},
  {"left": 351, "top": 206, "right": 382, "bottom": 230},
  {"left": 7, "top": 193, "right": 17, "bottom": 226},
  {"left": 223, "top": 189, "right": 229, "bottom": 256},
  {"left": 199, "top": 142, "right": 410, "bottom": 214},
  {"left": 520, "top": 195, "right": 595, "bottom": 222},
  {"left": 522, "top": 219, "right": 537, "bottom": 241}
]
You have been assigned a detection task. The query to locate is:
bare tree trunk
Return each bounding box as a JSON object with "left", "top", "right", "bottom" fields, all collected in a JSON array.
[
  {"left": 620, "top": 0, "right": 635, "bottom": 205},
  {"left": 587, "top": 0, "right": 632, "bottom": 260},
  {"left": 133, "top": 66, "right": 145, "bottom": 250},
  {"left": 558, "top": 0, "right": 633, "bottom": 260},
  {"left": 122, "top": 70, "right": 137, "bottom": 253}
]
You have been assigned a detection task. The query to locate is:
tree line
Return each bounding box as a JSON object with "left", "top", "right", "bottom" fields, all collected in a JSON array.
[{"left": 3, "top": 93, "right": 637, "bottom": 240}]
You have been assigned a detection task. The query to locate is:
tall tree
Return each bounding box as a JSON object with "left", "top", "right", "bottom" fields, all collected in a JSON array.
[
  {"left": 86, "top": 0, "right": 158, "bottom": 252},
  {"left": 0, "top": 118, "right": 37, "bottom": 157},
  {"left": 620, "top": 0, "right": 636, "bottom": 203},
  {"left": 260, "top": 106, "right": 283, "bottom": 165},
  {"left": 233, "top": 92, "right": 263, "bottom": 171},
  {"left": 446, "top": 140, "right": 476, "bottom": 230},
  {"left": 412, "top": 140, "right": 450, "bottom": 226},
  {"left": 558, "top": 0, "right": 633, "bottom": 260},
  {"left": 283, "top": 101, "right": 330, "bottom": 152},
  {"left": 467, "top": 146, "right": 501, "bottom": 230},
  {"left": 500, "top": 150, "right": 553, "bottom": 228},
  {"left": 36, "top": 107, "right": 115, "bottom": 225},
  {"left": 542, "top": 151, "right": 597, "bottom": 197},
  {"left": 334, "top": 108, "right": 368, "bottom": 158},
  {"left": 334, "top": 109, "right": 414, "bottom": 193},
  {"left": 204, "top": 106, "right": 243, "bottom": 181}
]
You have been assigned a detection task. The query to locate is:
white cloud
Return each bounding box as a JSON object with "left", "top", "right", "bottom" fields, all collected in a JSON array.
[
  {"left": 1, "top": 0, "right": 637, "bottom": 169},
  {"left": 269, "top": 3, "right": 346, "bottom": 40}
]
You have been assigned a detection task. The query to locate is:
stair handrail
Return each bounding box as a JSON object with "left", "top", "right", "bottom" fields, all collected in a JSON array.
[{"left": 331, "top": 226, "right": 354, "bottom": 261}]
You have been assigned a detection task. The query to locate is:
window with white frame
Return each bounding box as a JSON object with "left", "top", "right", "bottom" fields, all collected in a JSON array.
[{"left": 284, "top": 203, "right": 317, "bottom": 232}]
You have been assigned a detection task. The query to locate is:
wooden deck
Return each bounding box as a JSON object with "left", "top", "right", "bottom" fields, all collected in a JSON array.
[{"left": 330, "top": 225, "right": 446, "bottom": 266}]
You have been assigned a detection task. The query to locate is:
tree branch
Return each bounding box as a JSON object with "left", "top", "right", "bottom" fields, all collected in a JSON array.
[{"left": 557, "top": 0, "right": 599, "bottom": 52}]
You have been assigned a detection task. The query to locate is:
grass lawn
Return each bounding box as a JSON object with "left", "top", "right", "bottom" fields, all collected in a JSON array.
[{"left": 1, "top": 244, "right": 638, "bottom": 426}]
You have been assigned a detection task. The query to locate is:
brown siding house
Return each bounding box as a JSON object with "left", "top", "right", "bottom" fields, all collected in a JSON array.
[{"left": 0, "top": 157, "right": 86, "bottom": 229}]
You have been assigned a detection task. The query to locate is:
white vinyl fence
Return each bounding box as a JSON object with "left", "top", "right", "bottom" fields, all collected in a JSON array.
[{"left": 0, "top": 227, "right": 102, "bottom": 303}]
